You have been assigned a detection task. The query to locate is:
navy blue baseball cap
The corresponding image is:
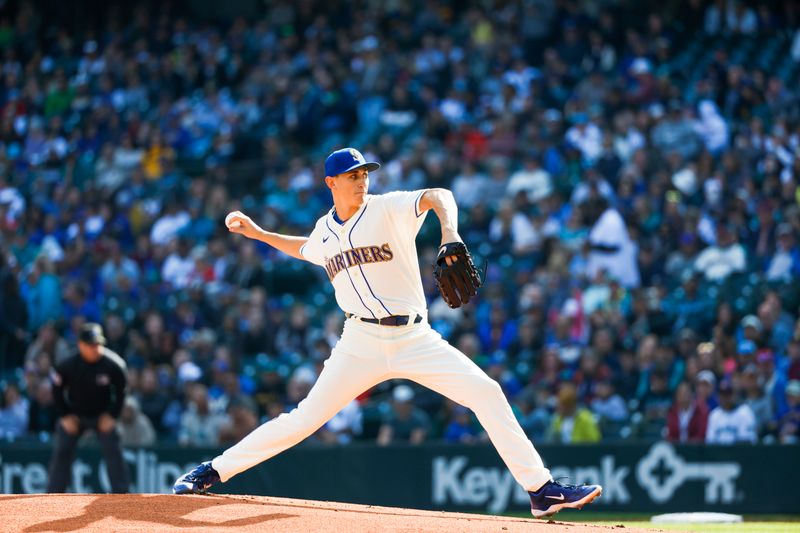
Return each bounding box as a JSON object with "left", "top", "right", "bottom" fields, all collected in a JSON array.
[
  {"left": 79, "top": 323, "right": 106, "bottom": 345},
  {"left": 324, "top": 148, "right": 380, "bottom": 177}
]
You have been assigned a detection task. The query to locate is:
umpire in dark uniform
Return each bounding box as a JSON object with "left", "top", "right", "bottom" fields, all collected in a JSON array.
[{"left": 47, "top": 322, "right": 130, "bottom": 493}]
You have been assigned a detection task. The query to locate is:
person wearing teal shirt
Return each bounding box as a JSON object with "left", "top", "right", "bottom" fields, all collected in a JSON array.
[{"left": 22, "top": 256, "right": 63, "bottom": 332}]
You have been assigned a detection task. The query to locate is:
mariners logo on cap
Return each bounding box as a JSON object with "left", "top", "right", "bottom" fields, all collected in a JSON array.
[{"left": 349, "top": 149, "right": 365, "bottom": 163}]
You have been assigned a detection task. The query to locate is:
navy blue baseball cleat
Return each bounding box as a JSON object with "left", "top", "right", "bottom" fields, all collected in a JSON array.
[
  {"left": 172, "top": 461, "right": 221, "bottom": 494},
  {"left": 529, "top": 480, "right": 602, "bottom": 518}
]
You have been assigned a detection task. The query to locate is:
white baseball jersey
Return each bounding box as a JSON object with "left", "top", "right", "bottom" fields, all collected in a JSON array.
[
  {"left": 705, "top": 404, "right": 757, "bottom": 444},
  {"left": 299, "top": 191, "right": 429, "bottom": 318}
]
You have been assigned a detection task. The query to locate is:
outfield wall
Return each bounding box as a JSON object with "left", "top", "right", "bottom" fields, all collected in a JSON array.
[{"left": 0, "top": 441, "right": 796, "bottom": 513}]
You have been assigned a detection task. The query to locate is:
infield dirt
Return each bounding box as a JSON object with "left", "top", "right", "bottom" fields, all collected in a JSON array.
[{"left": 0, "top": 493, "right": 663, "bottom": 532}]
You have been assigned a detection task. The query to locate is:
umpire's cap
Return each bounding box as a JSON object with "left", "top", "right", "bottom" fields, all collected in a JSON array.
[
  {"left": 79, "top": 323, "right": 107, "bottom": 345},
  {"left": 325, "top": 148, "right": 380, "bottom": 177}
]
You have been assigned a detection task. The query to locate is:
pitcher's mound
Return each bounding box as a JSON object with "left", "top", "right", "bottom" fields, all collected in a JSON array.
[{"left": 0, "top": 493, "right": 655, "bottom": 532}]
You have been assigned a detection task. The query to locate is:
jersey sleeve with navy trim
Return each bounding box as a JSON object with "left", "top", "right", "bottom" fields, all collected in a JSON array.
[
  {"left": 377, "top": 190, "right": 429, "bottom": 240},
  {"left": 299, "top": 218, "right": 328, "bottom": 267}
]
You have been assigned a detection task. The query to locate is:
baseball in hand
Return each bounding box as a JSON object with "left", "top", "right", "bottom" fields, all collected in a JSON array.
[{"left": 225, "top": 212, "right": 243, "bottom": 229}]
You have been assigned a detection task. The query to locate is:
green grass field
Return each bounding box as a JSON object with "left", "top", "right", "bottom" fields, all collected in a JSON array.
[{"left": 506, "top": 512, "right": 800, "bottom": 532}]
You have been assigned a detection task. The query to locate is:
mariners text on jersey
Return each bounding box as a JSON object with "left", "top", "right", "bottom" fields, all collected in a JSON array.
[
  {"left": 300, "top": 191, "right": 429, "bottom": 319},
  {"left": 324, "top": 243, "right": 394, "bottom": 281}
]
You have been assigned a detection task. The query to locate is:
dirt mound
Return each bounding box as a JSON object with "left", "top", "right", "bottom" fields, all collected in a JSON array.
[{"left": 0, "top": 494, "right": 658, "bottom": 532}]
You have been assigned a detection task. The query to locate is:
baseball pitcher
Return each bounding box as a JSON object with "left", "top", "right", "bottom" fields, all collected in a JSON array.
[{"left": 173, "top": 148, "right": 602, "bottom": 517}]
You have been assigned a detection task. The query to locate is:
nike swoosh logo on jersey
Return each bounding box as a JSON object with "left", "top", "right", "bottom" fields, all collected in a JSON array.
[
  {"left": 545, "top": 493, "right": 565, "bottom": 500},
  {"left": 323, "top": 236, "right": 330, "bottom": 243}
]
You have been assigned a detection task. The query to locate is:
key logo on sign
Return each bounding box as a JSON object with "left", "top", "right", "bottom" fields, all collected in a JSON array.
[{"left": 636, "top": 442, "right": 741, "bottom": 504}]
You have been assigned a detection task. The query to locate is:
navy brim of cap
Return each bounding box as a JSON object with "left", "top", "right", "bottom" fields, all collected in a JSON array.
[{"left": 333, "top": 161, "right": 380, "bottom": 176}]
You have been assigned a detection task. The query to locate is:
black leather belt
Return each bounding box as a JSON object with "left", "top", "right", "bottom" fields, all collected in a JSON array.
[{"left": 346, "top": 313, "right": 423, "bottom": 326}]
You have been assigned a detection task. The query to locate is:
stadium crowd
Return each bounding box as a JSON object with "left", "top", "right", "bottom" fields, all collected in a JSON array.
[{"left": 1, "top": 0, "right": 800, "bottom": 449}]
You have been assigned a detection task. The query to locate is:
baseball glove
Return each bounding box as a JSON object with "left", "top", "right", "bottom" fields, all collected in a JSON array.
[{"left": 433, "top": 242, "right": 482, "bottom": 308}]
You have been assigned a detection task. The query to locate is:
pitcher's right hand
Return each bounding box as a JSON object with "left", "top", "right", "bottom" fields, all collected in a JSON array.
[{"left": 224, "top": 211, "right": 261, "bottom": 239}]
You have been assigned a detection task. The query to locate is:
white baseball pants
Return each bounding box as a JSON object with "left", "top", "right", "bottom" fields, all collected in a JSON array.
[{"left": 212, "top": 317, "right": 553, "bottom": 492}]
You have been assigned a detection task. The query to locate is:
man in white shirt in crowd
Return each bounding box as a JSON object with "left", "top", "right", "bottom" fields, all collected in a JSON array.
[
  {"left": 565, "top": 112, "right": 603, "bottom": 164},
  {"left": 706, "top": 379, "right": 757, "bottom": 444},
  {"left": 694, "top": 222, "right": 746, "bottom": 283},
  {"left": 585, "top": 196, "right": 640, "bottom": 288},
  {"left": 766, "top": 223, "right": 800, "bottom": 282},
  {"left": 506, "top": 151, "right": 552, "bottom": 204}
]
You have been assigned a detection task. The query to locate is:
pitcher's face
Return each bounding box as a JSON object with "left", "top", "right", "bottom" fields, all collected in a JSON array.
[{"left": 331, "top": 167, "right": 370, "bottom": 202}]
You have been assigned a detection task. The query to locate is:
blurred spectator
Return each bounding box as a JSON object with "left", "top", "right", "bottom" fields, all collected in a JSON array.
[
  {"left": 665, "top": 233, "right": 700, "bottom": 281},
  {"left": 565, "top": 113, "right": 603, "bottom": 163},
  {"left": 62, "top": 282, "right": 100, "bottom": 325},
  {"left": 585, "top": 197, "right": 640, "bottom": 288},
  {"left": 451, "top": 163, "right": 489, "bottom": 209},
  {"left": 150, "top": 202, "right": 190, "bottom": 247},
  {"left": 276, "top": 305, "right": 315, "bottom": 359},
  {"left": 489, "top": 200, "right": 541, "bottom": 257},
  {"left": 377, "top": 385, "right": 430, "bottom": 446},
  {"left": 639, "top": 371, "right": 674, "bottom": 437},
  {"left": 742, "top": 364, "right": 772, "bottom": 434},
  {"left": 506, "top": 152, "right": 552, "bottom": 204},
  {"left": 693, "top": 100, "right": 729, "bottom": 154},
  {"left": 318, "top": 399, "right": 363, "bottom": 445},
  {"left": 740, "top": 315, "right": 763, "bottom": 344},
  {"left": 726, "top": 0, "right": 758, "bottom": 34},
  {"left": 27, "top": 380, "right": 56, "bottom": 435},
  {"left": 546, "top": 383, "right": 601, "bottom": 443},
  {"left": 0, "top": 383, "right": 30, "bottom": 440},
  {"left": 161, "top": 238, "right": 196, "bottom": 290},
  {"left": 694, "top": 223, "right": 746, "bottom": 283},
  {"left": 224, "top": 241, "right": 268, "bottom": 289},
  {"left": 765, "top": 224, "right": 800, "bottom": 282},
  {"left": 651, "top": 100, "right": 701, "bottom": 160},
  {"left": 706, "top": 380, "right": 757, "bottom": 444},
  {"left": 696, "top": 370, "right": 719, "bottom": 411},
  {"left": 253, "top": 359, "right": 287, "bottom": 418},
  {"left": 793, "top": 27, "right": 800, "bottom": 61},
  {"left": 788, "top": 340, "right": 800, "bottom": 382},
  {"left": 757, "top": 349, "right": 788, "bottom": 419},
  {"left": 773, "top": 380, "right": 800, "bottom": 444},
  {"left": 666, "top": 381, "right": 709, "bottom": 443},
  {"left": 517, "top": 386, "right": 553, "bottom": 441},
  {"left": 135, "top": 367, "right": 171, "bottom": 434},
  {"left": 757, "top": 292, "right": 795, "bottom": 354},
  {"left": 178, "top": 383, "right": 229, "bottom": 447},
  {"left": 575, "top": 348, "right": 612, "bottom": 403},
  {"left": 21, "top": 257, "right": 63, "bottom": 331},
  {"left": 590, "top": 380, "right": 628, "bottom": 425},
  {"left": 0, "top": 269, "right": 29, "bottom": 371},
  {"left": 477, "top": 307, "right": 517, "bottom": 354},
  {"left": 444, "top": 404, "right": 480, "bottom": 444},
  {"left": 664, "top": 274, "right": 713, "bottom": 335},
  {"left": 100, "top": 242, "right": 141, "bottom": 293},
  {"left": 118, "top": 396, "right": 156, "bottom": 448},
  {"left": 285, "top": 367, "right": 317, "bottom": 411},
  {"left": 25, "top": 321, "right": 71, "bottom": 366},
  {"left": 218, "top": 398, "right": 259, "bottom": 446},
  {"left": 142, "top": 131, "right": 175, "bottom": 181}
]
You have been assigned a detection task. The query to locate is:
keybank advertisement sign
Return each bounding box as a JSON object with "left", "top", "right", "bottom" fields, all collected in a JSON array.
[
  {"left": 432, "top": 442, "right": 747, "bottom": 513},
  {"left": 0, "top": 442, "right": 796, "bottom": 513}
]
